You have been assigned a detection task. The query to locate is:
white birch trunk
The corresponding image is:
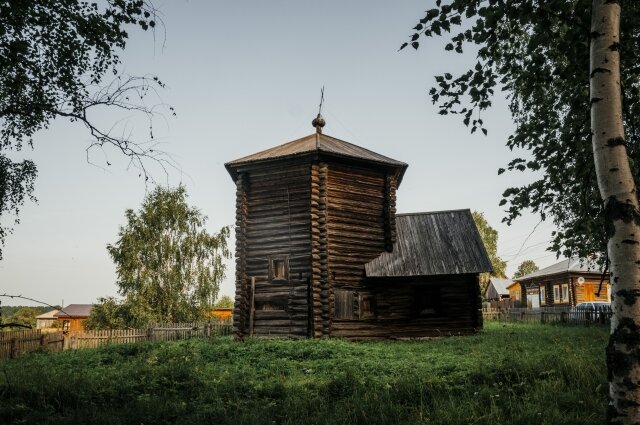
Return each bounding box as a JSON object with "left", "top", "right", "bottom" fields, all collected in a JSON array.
[{"left": 591, "top": 1, "right": 640, "bottom": 423}]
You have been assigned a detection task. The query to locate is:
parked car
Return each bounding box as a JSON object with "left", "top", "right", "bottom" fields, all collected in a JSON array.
[{"left": 570, "top": 301, "right": 611, "bottom": 323}]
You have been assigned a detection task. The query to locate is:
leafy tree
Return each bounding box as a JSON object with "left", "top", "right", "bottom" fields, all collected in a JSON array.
[
  {"left": 213, "top": 295, "right": 235, "bottom": 309},
  {"left": 0, "top": 0, "right": 173, "bottom": 259},
  {"left": 85, "top": 297, "right": 135, "bottom": 330},
  {"left": 403, "top": 1, "right": 640, "bottom": 421},
  {"left": 513, "top": 260, "right": 539, "bottom": 279},
  {"left": 471, "top": 211, "right": 507, "bottom": 293},
  {"left": 107, "top": 186, "right": 230, "bottom": 325}
]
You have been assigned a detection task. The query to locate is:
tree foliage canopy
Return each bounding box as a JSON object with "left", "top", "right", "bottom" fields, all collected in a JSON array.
[
  {"left": 213, "top": 295, "right": 235, "bottom": 309},
  {"left": 512, "top": 259, "right": 539, "bottom": 279},
  {"left": 472, "top": 211, "right": 507, "bottom": 291},
  {"left": 104, "top": 186, "right": 230, "bottom": 327},
  {"left": 0, "top": 0, "right": 171, "bottom": 259},
  {"left": 402, "top": 0, "right": 640, "bottom": 265}
]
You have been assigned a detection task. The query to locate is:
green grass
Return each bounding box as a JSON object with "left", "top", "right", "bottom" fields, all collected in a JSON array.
[{"left": 0, "top": 322, "right": 608, "bottom": 425}]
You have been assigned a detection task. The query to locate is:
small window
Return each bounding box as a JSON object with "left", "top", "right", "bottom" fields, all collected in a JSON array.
[
  {"left": 269, "top": 257, "right": 289, "bottom": 281},
  {"left": 415, "top": 285, "right": 441, "bottom": 317},
  {"left": 553, "top": 285, "right": 561, "bottom": 303},
  {"left": 540, "top": 286, "right": 546, "bottom": 305},
  {"left": 257, "top": 301, "right": 286, "bottom": 311},
  {"left": 335, "top": 290, "right": 356, "bottom": 319},
  {"left": 359, "top": 294, "right": 375, "bottom": 320},
  {"left": 562, "top": 284, "right": 569, "bottom": 303}
]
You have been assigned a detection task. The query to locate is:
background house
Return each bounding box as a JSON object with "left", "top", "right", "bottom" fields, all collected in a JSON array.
[
  {"left": 514, "top": 258, "right": 610, "bottom": 308},
  {"left": 226, "top": 119, "right": 492, "bottom": 339},
  {"left": 35, "top": 309, "right": 59, "bottom": 331},
  {"left": 54, "top": 304, "right": 94, "bottom": 332},
  {"left": 484, "top": 277, "right": 513, "bottom": 301}
]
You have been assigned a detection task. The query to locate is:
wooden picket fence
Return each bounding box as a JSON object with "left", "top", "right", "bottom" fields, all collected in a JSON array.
[
  {"left": 0, "top": 330, "right": 64, "bottom": 359},
  {"left": 482, "top": 307, "right": 612, "bottom": 325},
  {"left": 68, "top": 321, "right": 233, "bottom": 350},
  {"left": 0, "top": 320, "right": 233, "bottom": 358}
]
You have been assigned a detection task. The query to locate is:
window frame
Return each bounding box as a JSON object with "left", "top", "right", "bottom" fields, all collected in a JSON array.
[
  {"left": 268, "top": 256, "right": 289, "bottom": 281},
  {"left": 359, "top": 293, "right": 375, "bottom": 320},
  {"left": 562, "top": 284, "right": 569, "bottom": 303},
  {"left": 335, "top": 289, "right": 356, "bottom": 320},
  {"left": 414, "top": 285, "right": 442, "bottom": 317}
]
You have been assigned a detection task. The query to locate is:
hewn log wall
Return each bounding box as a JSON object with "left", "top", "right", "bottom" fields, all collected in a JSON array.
[
  {"left": 325, "top": 164, "right": 387, "bottom": 338},
  {"left": 242, "top": 163, "right": 312, "bottom": 338},
  {"left": 573, "top": 278, "right": 610, "bottom": 304},
  {"left": 332, "top": 276, "right": 480, "bottom": 339},
  {"left": 326, "top": 164, "right": 387, "bottom": 291}
]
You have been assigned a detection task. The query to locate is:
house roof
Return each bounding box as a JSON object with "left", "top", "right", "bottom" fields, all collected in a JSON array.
[
  {"left": 35, "top": 309, "right": 59, "bottom": 320},
  {"left": 516, "top": 258, "right": 601, "bottom": 281},
  {"left": 487, "top": 277, "right": 513, "bottom": 296},
  {"left": 225, "top": 132, "right": 408, "bottom": 182},
  {"left": 365, "top": 209, "right": 493, "bottom": 277},
  {"left": 54, "top": 304, "right": 94, "bottom": 318}
]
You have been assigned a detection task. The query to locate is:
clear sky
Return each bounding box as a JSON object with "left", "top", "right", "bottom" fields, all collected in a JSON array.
[{"left": 0, "top": 0, "right": 558, "bottom": 307}]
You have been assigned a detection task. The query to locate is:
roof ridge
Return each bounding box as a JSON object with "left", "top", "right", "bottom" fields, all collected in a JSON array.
[{"left": 396, "top": 209, "right": 471, "bottom": 217}]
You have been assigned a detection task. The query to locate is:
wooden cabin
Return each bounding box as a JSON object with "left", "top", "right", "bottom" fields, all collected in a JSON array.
[
  {"left": 225, "top": 116, "right": 492, "bottom": 339},
  {"left": 514, "top": 258, "right": 610, "bottom": 309}
]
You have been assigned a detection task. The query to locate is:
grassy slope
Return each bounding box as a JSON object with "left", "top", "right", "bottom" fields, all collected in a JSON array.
[{"left": 0, "top": 322, "right": 608, "bottom": 425}]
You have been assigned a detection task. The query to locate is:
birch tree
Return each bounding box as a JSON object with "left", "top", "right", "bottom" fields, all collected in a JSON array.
[
  {"left": 107, "top": 186, "right": 230, "bottom": 325},
  {"left": 472, "top": 210, "right": 507, "bottom": 293},
  {"left": 402, "top": 1, "right": 640, "bottom": 422}
]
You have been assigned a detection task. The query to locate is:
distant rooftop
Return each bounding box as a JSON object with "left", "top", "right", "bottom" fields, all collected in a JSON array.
[
  {"left": 488, "top": 277, "right": 514, "bottom": 296},
  {"left": 365, "top": 209, "right": 493, "bottom": 277},
  {"left": 516, "top": 258, "right": 602, "bottom": 281},
  {"left": 35, "top": 309, "right": 59, "bottom": 320},
  {"left": 225, "top": 132, "right": 408, "bottom": 182},
  {"left": 54, "top": 304, "right": 94, "bottom": 318}
]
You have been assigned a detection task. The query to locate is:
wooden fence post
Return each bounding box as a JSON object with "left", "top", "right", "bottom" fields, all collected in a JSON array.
[
  {"left": 249, "top": 276, "right": 256, "bottom": 337},
  {"left": 10, "top": 337, "right": 17, "bottom": 359},
  {"left": 147, "top": 326, "right": 153, "bottom": 342}
]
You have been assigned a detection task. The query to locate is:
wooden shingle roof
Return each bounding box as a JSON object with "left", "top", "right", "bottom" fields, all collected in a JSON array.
[
  {"left": 225, "top": 132, "right": 408, "bottom": 181},
  {"left": 365, "top": 210, "right": 493, "bottom": 277}
]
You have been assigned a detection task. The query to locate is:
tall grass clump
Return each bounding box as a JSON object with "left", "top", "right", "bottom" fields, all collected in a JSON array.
[{"left": 0, "top": 322, "right": 608, "bottom": 424}]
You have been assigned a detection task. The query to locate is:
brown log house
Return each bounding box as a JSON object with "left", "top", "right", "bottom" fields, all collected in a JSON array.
[{"left": 225, "top": 116, "right": 492, "bottom": 339}]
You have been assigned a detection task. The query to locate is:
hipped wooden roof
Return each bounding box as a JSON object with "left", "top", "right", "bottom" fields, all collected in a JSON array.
[
  {"left": 225, "top": 132, "right": 407, "bottom": 182},
  {"left": 365, "top": 210, "right": 493, "bottom": 277}
]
